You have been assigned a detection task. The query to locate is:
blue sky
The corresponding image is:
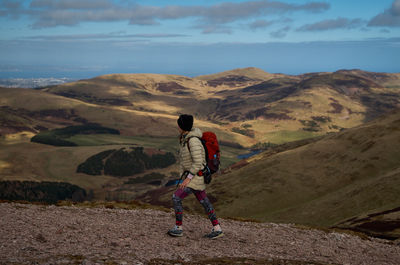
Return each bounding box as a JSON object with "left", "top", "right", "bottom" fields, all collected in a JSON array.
[{"left": 0, "top": 0, "right": 399, "bottom": 78}]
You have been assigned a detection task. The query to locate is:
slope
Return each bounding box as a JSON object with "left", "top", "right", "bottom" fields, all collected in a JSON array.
[{"left": 210, "top": 108, "right": 400, "bottom": 227}]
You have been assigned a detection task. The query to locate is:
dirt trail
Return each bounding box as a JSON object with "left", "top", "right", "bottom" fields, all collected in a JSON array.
[{"left": 0, "top": 202, "right": 399, "bottom": 265}]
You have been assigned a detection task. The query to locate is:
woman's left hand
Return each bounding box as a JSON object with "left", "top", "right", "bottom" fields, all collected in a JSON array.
[{"left": 179, "top": 178, "right": 191, "bottom": 189}]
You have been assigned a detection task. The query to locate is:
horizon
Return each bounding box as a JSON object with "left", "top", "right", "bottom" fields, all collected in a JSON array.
[{"left": 1, "top": 0, "right": 400, "bottom": 79}]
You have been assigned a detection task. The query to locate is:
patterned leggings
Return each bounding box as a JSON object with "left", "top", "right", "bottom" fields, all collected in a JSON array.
[{"left": 172, "top": 187, "right": 219, "bottom": 226}]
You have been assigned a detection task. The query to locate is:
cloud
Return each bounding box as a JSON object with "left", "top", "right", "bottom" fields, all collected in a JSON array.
[
  {"left": 197, "top": 25, "right": 233, "bottom": 35},
  {"left": 1, "top": 0, "right": 330, "bottom": 30},
  {"left": 360, "top": 27, "right": 371, "bottom": 32},
  {"left": 194, "top": 1, "right": 329, "bottom": 25},
  {"left": 26, "top": 32, "right": 189, "bottom": 41},
  {"left": 297, "top": 17, "right": 364, "bottom": 31},
  {"left": 24, "top": 32, "right": 188, "bottom": 41},
  {"left": 249, "top": 19, "right": 275, "bottom": 30},
  {"left": 0, "top": 0, "right": 24, "bottom": 18},
  {"left": 29, "top": 0, "right": 113, "bottom": 10},
  {"left": 248, "top": 17, "right": 292, "bottom": 30},
  {"left": 368, "top": 0, "right": 400, "bottom": 27},
  {"left": 30, "top": 7, "right": 140, "bottom": 28},
  {"left": 270, "top": 26, "right": 290, "bottom": 38},
  {"left": 1, "top": 0, "right": 23, "bottom": 9}
]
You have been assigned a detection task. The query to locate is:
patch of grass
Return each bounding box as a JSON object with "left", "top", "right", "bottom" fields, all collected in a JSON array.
[
  {"left": 263, "top": 130, "right": 319, "bottom": 144},
  {"left": 124, "top": 172, "right": 167, "bottom": 184},
  {"left": 66, "top": 134, "right": 123, "bottom": 146}
]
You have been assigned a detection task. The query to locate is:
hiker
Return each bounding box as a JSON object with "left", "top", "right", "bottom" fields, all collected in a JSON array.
[{"left": 167, "top": 114, "right": 224, "bottom": 239}]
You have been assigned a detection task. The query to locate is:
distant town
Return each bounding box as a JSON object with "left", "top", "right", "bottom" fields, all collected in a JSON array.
[{"left": 0, "top": 78, "right": 75, "bottom": 89}]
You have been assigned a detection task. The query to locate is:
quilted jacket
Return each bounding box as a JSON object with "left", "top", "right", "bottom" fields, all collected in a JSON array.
[{"left": 179, "top": 127, "right": 206, "bottom": 191}]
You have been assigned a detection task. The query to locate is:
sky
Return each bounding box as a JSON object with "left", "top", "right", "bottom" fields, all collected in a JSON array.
[{"left": 0, "top": 0, "right": 400, "bottom": 78}]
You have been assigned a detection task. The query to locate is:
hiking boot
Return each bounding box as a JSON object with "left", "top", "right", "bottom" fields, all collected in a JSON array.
[
  {"left": 167, "top": 226, "right": 183, "bottom": 237},
  {"left": 205, "top": 228, "right": 224, "bottom": 239}
]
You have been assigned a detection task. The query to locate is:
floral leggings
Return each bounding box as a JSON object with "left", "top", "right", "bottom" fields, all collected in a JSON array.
[{"left": 172, "top": 187, "right": 219, "bottom": 226}]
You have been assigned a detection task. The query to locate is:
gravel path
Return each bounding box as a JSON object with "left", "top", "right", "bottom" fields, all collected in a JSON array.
[{"left": 1, "top": 202, "right": 399, "bottom": 265}]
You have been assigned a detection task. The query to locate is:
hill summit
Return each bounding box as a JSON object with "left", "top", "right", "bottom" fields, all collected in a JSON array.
[{"left": 195, "top": 67, "right": 278, "bottom": 81}]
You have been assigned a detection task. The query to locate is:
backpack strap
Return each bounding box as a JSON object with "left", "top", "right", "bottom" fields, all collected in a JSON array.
[
  {"left": 187, "top": 136, "right": 208, "bottom": 165},
  {"left": 187, "top": 136, "right": 213, "bottom": 180}
]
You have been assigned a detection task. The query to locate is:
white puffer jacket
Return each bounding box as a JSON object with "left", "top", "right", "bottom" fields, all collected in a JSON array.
[{"left": 179, "top": 127, "right": 206, "bottom": 191}]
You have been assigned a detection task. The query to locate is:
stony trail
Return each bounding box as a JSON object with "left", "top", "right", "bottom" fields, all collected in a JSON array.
[{"left": 0, "top": 202, "right": 399, "bottom": 265}]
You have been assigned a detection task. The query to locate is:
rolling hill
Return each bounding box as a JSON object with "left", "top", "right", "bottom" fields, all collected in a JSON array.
[
  {"left": 39, "top": 68, "right": 400, "bottom": 145},
  {"left": 1, "top": 68, "right": 399, "bottom": 146}
]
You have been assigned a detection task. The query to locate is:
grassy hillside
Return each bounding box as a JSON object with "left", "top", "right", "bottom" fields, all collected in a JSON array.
[
  {"left": 143, "top": 108, "right": 400, "bottom": 229},
  {"left": 214, "top": 108, "right": 400, "bottom": 226}
]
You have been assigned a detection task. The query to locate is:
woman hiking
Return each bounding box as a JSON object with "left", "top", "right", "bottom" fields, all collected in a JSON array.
[{"left": 167, "top": 114, "right": 224, "bottom": 239}]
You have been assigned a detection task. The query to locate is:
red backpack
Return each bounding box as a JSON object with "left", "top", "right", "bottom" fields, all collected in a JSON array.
[
  {"left": 188, "top": 131, "right": 220, "bottom": 183},
  {"left": 201, "top": 132, "right": 221, "bottom": 174}
]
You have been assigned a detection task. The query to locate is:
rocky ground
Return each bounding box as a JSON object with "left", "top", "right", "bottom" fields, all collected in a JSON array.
[{"left": 1, "top": 202, "right": 399, "bottom": 265}]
